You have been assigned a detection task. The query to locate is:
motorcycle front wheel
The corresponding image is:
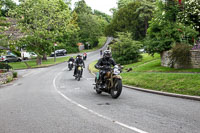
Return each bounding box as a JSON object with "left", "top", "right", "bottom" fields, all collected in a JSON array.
[
  {"left": 110, "top": 79, "right": 122, "bottom": 99},
  {"left": 95, "top": 77, "right": 102, "bottom": 94}
]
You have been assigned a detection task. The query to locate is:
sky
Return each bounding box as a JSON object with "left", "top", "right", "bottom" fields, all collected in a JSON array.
[{"left": 13, "top": 0, "right": 118, "bottom": 15}]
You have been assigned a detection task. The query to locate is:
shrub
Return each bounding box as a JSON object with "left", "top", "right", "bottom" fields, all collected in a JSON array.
[
  {"left": 111, "top": 32, "right": 142, "bottom": 65},
  {"left": 170, "top": 43, "right": 192, "bottom": 67},
  {"left": 0, "top": 62, "right": 12, "bottom": 71},
  {"left": 12, "top": 71, "right": 17, "bottom": 78}
]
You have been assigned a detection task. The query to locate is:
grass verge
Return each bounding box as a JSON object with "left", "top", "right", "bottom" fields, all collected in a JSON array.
[
  {"left": 9, "top": 56, "right": 70, "bottom": 70},
  {"left": 121, "top": 72, "right": 200, "bottom": 96}
]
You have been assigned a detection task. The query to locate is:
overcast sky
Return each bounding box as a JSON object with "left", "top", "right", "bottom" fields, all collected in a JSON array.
[{"left": 13, "top": 0, "right": 117, "bottom": 15}]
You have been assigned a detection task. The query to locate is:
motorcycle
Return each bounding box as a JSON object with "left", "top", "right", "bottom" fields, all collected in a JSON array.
[
  {"left": 83, "top": 55, "right": 87, "bottom": 60},
  {"left": 75, "top": 64, "right": 84, "bottom": 81},
  {"left": 94, "top": 65, "right": 123, "bottom": 99},
  {"left": 68, "top": 61, "right": 73, "bottom": 71}
]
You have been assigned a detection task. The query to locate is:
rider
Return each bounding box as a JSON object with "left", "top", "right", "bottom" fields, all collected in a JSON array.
[
  {"left": 95, "top": 50, "right": 116, "bottom": 88},
  {"left": 68, "top": 56, "right": 75, "bottom": 68},
  {"left": 83, "top": 52, "right": 87, "bottom": 60},
  {"left": 73, "top": 54, "right": 85, "bottom": 77},
  {"left": 68, "top": 56, "right": 75, "bottom": 63}
]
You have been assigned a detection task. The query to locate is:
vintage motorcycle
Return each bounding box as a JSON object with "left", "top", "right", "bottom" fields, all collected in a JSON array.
[
  {"left": 75, "top": 64, "right": 84, "bottom": 81},
  {"left": 68, "top": 61, "right": 73, "bottom": 71},
  {"left": 94, "top": 65, "right": 123, "bottom": 99}
]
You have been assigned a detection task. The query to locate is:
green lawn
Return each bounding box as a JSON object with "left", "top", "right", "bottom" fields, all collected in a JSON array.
[
  {"left": 89, "top": 53, "right": 200, "bottom": 96},
  {"left": 121, "top": 72, "right": 200, "bottom": 96},
  {"left": 9, "top": 56, "right": 70, "bottom": 70},
  {"left": 124, "top": 53, "right": 160, "bottom": 69}
]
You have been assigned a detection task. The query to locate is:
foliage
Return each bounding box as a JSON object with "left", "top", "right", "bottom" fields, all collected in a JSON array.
[
  {"left": 177, "top": 0, "right": 200, "bottom": 33},
  {"left": 12, "top": 71, "right": 17, "bottom": 78},
  {"left": 73, "top": 0, "right": 108, "bottom": 48},
  {"left": 10, "top": 0, "right": 75, "bottom": 65},
  {"left": 93, "top": 10, "right": 111, "bottom": 23},
  {"left": 144, "top": 0, "right": 198, "bottom": 55},
  {"left": 105, "top": 0, "right": 154, "bottom": 40},
  {"left": 170, "top": 43, "right": 192, "bottom": 67},
  {"left": 111, "top": 32, "right": 142, "bottom": 65},
  {"left": 73, "top": 0, "right": 92, "bottom": 14},
  {"left": 0, "top": 0, "right": 17, "bottom": 16},
  {"left": 0, "top": 62, "right": 12, "bottom": 71}
]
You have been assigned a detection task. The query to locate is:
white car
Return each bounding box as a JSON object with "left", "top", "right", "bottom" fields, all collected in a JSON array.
[{"left": 21, "top": 52, "right": 37, "bottom": 60}]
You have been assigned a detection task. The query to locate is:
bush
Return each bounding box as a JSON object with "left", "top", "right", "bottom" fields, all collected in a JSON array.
[
  {"left": 12, "top": 71, "right": 17, "bottom": 78},
  {"left": 111, "top": 32, "right": 142, "bottom": 65},
  {"left": 65, "top": 46, "right": 79, "bottom": 53},
  {"left": 0, "top": 62, "right": 12, "bottom": 71},
  {"left": 170, "top": 43, "right": 192, "bottom": 67}
]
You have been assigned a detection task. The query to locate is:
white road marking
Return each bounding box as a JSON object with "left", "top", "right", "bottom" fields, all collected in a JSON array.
[{"left": 53, "top": 72, "right": 149, "bottom": 133}]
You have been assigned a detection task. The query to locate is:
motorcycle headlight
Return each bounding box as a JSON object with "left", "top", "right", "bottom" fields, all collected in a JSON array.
[{"left": 114, "top": 69, "right": 120, "bottom": 75}]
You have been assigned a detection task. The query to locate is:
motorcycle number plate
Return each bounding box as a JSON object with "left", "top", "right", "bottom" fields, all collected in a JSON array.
[{"left": 78, "top": 67, "right": 81, "bottom": 70}]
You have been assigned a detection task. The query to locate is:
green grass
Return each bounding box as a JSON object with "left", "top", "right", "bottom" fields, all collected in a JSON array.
[
  {"left": 131, "top": 59, "right": 200, "bottom": 73},
  {"left": 89, "top": 60, "right": 98, "bottom": 73},
  {"left": 81, "top": 36, "right": 107, "bottom": 53},
  {"left": 121, "top": 72, "right": 200, "bottom": 96},
  {"left": 124, "top": 53, "right": 160, "bottom": 69},
  {"left": 9, "top": 56, "right": 70, "bottom": 70}
]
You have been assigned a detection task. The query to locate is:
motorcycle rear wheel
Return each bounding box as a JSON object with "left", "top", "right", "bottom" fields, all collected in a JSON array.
[{"left": 110, "top": 79, "right": 122, "bottom": 99}]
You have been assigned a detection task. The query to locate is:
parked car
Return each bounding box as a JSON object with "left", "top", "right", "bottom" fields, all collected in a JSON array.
[
  {"left": 21, "top": 52, "right": 37, "bottom": 60},
  {"left": 0, "top": 55, "right": 22, "bottom": 63},
  {"left": 50, "top": 49, "right": 67, "bottom": 57}
]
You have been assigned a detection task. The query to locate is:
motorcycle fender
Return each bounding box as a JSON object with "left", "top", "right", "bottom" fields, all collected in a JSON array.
[{"left": 113, "top": 75, "right": 122, "bottom": 79}]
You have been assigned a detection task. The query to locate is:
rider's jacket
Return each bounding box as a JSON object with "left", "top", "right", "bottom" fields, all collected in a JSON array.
[
  {"left": 68, "top": 57, "right": 74, "bottom": 62},
  {"left": 95, "top": 57, "right": 116, "bottom": 70},
  {"left": 75, "top": 58, "right": 85, "bottom": 67}
]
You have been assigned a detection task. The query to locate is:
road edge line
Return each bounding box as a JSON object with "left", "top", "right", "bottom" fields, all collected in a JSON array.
[
  {"left": 53, "top": 72, "right": 148, "bottom": 133},
  {"left": 88, "top": 65, "right": 200, "bottom": 101}
]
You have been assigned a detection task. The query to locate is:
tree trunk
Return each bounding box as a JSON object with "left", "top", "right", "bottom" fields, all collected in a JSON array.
[
  {"left": 42, "top": 53, "right": 47, "bottom": 61},
  {"left": 36, "top": 56, "right": 42, "bottom": 65},
  {"left": 144, "top": 18, "right": 148, "bottom": 36}
]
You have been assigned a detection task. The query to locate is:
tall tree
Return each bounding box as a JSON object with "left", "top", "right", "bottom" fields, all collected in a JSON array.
[
  {"left": 10, "top": 0, "right": 74, "bottom": 65},
  {"left": 73, "top": 0, "right": 92, "bottom": 14}
]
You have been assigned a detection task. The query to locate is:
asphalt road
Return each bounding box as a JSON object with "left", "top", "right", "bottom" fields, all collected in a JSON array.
[{"left": 1, "top": 38, "right": 200, "bottom": 133}]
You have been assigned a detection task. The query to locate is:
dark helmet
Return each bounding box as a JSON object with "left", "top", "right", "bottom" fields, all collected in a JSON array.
[
  {"left": 103, "top": 50, "right": 111, "bottom": 59},
  {"left": 77, "top": 54, "right": 82, "bottom": 59}
]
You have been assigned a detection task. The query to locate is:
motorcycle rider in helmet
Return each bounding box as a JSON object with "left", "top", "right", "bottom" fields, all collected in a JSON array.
[
  {"left": 68, "top": 56, "right": 75, "bottom": 68},
  {"left": 73, "top": 54, "right": 85, "bottom": 77},
  {"left": 95, "top": 50, "right": 116, "bottom": 88},
  {"left": 68, "top": 56, "right": 75, "bottom": 63}
]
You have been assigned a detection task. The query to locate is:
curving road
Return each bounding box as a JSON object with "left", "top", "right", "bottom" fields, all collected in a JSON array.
[{"left": 0, "top": 37, "right": 200, "bottom": 133}]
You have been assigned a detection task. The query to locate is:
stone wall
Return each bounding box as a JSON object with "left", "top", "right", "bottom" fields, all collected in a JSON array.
[
  {"left": 0, "top": 72, "right": 13, "bottom": 85},
  {"left": 161, "top": 50, "right": 200, "bottom": 69},
  {"left": 190, "top": 50, "right": 200, "bottom": 68}
]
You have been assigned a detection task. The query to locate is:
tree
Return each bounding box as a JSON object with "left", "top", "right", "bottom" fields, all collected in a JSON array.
[
  {"left": 105, "top": 1, "right": 147, "bottom": 40},
  {"left": 78, "top": 14, "right": 104, "bottom": 47},
  {"left": 177, "top": 0, "right": 200, "bottom": 34},
  {"left": 111, "top": 32, "right": 142, "bottom": 64},
  {"left": 144, "top": 0, "right": 198, "bottom": 55},
  {"left": 10, "top": 0, "right": 73, "bottom": 65},
  {"left": 73, "top": 0, "right": 108, "bottom": 48},
  {"left": 135, "top": 0, "right": 154, "bottom": 35},
  {"left": 73, "top": 0, "right": 92, "bottom": 15},
  {"left": 1, "top": 0, "right": 16, "bottom": 16}
]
